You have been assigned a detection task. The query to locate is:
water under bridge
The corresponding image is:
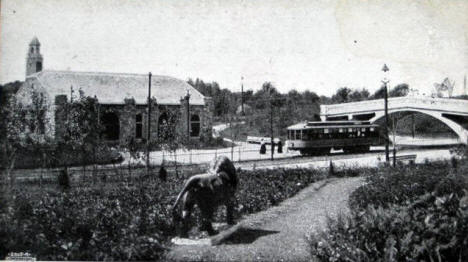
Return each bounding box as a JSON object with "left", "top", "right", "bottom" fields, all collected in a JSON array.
[{"left": 320, "top": 97, "right": 468, "bottom": 144}]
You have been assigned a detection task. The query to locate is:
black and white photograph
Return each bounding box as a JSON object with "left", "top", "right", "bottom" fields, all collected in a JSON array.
[{"left": 1, "top": 0, "right": 467, "bottom": 261}]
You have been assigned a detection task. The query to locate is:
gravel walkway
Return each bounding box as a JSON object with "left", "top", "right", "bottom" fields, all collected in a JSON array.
[{"left": 165, "top": 176, "right": 365, "bottom": 262}]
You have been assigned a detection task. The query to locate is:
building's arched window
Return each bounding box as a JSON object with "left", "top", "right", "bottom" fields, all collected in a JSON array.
[
  {"left": 101, "top": 112, "right": 120, "bottom": 141},
  {"left": 135, "top": 113, "right": 143, "bottom": 139},
  {"left": 190, "top": 114, "right": 201, "bottom": 137}
]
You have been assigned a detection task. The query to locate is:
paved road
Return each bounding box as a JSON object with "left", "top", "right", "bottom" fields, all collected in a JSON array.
[{"left": 165, "top": 176, "right": 364, "bottom": 262}]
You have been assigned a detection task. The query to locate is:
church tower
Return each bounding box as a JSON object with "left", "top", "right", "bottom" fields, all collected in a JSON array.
[{"left": 26, "top": 37, "right": 43, "bottom": 77}]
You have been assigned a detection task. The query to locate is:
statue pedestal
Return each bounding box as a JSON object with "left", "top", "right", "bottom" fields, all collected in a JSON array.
[
  {"left": 171, "top": 237, "right": 211, "bottom": 246},
  {"left": 171, "top": 223, "right": 242, "bottom": 246}
]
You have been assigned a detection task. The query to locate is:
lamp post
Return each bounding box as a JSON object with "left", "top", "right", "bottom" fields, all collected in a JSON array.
[
  {"left": 382, "top": 64, "right": 390, "bottom": 164},
  {"left": 392, "top": 113, "right": 397, "bottom": 167}
]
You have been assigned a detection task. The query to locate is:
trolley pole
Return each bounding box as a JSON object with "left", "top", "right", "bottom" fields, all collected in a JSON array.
[
  {"left": 382, "top": 64, "right": 390, "bottom": 164},
  {"left": 146, "top": 72, "right": 152, "bottom": 176}
]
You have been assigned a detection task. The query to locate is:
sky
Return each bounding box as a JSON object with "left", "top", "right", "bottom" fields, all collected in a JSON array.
[{"left": 1, "top": 0, "right": 467, "bottom": 96}]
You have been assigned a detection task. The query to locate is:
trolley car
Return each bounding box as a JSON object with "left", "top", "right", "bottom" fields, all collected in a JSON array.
[{"left": 286, "top": 120, "right": 383, "bottom": 155}]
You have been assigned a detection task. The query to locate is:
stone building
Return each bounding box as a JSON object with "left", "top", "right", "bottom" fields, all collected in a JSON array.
[{"left": 16, "top": 37, "right": 213, "bottom": 145}]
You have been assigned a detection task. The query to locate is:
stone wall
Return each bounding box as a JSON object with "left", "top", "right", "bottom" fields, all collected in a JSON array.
[{"left": 53, "top": 94, "right": 213, "bottom": 147}]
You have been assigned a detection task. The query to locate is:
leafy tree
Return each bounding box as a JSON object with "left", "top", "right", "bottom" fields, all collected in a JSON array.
[
  {"left": 303, "top": 90, "right": 320, "bottom": 104},
  {"left": 348, "top": 88, "right": 370, "bottom": 102},
  {"left": 58, "top": 89, "right": 104, "bottom": 181},
  {"left": 331, "top": 87, "right": 352, "bottom": 103},
  {"left": 372, "top": 83, "right": 409, "bottom": 99},
  {"left": 0, "top": 88, "right": 53, "bottom": 208},
  {"left": 372, "top": 85, "right": 386, "bottom": 99},
  {"left": 389, "top": 83, "right": 409, "bottom": 97},
  {"left": 157, "top": 108, "right": 186, "bottom": 177},
  {"left": 320, "top": 95, "right": 332, "bottom": 105}
]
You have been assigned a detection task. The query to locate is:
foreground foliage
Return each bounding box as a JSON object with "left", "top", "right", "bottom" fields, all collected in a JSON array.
[
  {"left": 0, "top": 167, "right": 337, "bottom": 260},
  {"left": 309, "top": 161, "right": 468, "bottom": 262}
]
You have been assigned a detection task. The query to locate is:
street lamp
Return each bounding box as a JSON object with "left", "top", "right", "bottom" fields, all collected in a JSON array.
[{"left": 382, "top": 64, "right": 390, "bottom": 163}]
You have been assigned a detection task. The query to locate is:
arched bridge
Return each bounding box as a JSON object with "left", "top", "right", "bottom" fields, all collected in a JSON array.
[{"left": 320, "top": 97, "right": 468, "bottom": 144}]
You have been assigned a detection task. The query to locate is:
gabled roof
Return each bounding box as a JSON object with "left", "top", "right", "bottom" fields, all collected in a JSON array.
[{"left": 26, "top": 70, "right": 205, "bottom": 105}]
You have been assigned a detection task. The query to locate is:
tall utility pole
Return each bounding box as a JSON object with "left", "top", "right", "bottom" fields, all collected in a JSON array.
[
  {"left": 382, "top": 64, "right": 390, "bottom": 163},
  {"left": 270, "top": 96, "right": 274, "bottom": 161},
  {"left": 241, "top": 76, "right": 245, "bottom": 116},
  {"left": 146, "top": 72, "right": 152, "bottom": 175}
]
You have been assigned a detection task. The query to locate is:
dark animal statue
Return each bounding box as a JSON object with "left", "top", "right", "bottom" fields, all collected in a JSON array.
[{"left": 172, "top": 156, "right": 238, "bottom": 237}]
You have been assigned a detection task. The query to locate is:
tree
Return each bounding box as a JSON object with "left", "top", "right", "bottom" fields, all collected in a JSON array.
[
  {"left": 372, "top": 85, "right": 386, "bottom": 99},
  {"left": 157, "top": 108, "right": 186, "bottom": 178},
  {"left": 389, "top": 83, "right": 409, "bottom": 97},
  {"left": 348, "top": 88, "right": 370, "bottom": 102},
  {"left": 0, "top": 96, "right": 25, "bottom": 206},
  {"left": 372, "top": 83, "right": 409, "bottom": 99},
  {"left": 331, "top": 87, "right": 352, "bottom": 103},
  {"left": 0, "top": 88, "right": 53, "bottom": 208},
  {"left": 303, "top": 90, "right": 320, "bottom": 104}
]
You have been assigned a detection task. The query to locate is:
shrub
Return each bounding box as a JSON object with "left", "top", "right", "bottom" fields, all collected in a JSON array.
[
  {"left": 1, "top": 166, "right": 345, "bottom": 260},
  {"left": 310, "top": 162, "right": 468, "bottom": 262},
  {"left": 349, "top": 164, "right": 467, "bottom": 210},
  {"left": 310, "top": 191, "right": 468, "bottom": 262}
]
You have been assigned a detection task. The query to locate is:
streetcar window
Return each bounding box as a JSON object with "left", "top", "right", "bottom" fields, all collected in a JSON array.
[
  {"left": 339, "top": 128, "right": 344, "bottom": 133},
  {"left": 361, "top": 128, "right": 366, "bottom": 132},
  {"left": 370, "top": 127, "right": 375, "bottom": 132},
  {"left": 324, "top": 128, "right": 329, "bottom": 134},
  {"left": 348, "top": 128, "right": 353, "bottom": 132},
  {"left": 296, "top": 130, "right": 301, "bottom": 140}
]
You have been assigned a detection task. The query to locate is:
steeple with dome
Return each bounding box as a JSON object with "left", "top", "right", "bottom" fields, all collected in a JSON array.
[{"left": 26, "top": 37, "right": 43, "bottom": 77}]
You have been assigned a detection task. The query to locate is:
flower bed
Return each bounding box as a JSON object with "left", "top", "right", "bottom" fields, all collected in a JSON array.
[
  {"left": 1, "top": 166, "right": 340, "bottom": 260},
  {"left": 309, "top": 161, "right": 468, "bottom": 262}
]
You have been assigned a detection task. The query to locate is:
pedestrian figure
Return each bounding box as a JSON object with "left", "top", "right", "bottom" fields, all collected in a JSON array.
[
  {"left": 159, "top": 164, "right": 167, "bottom": 182},
  {"left": 260, "top": 139, "right": 266, "bottom": 155},
  {"left": 277, "top": 140, "right": 283, "bottom": 153}
]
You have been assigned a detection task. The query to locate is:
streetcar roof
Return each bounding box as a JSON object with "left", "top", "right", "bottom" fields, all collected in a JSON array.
[{"left": 287, "top": 121, "right": 379, "bottom": 130}]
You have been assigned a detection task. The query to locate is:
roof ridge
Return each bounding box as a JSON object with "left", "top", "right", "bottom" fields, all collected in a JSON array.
[{"left": 40, "top": 69, "right": 182, "bottom": 80}]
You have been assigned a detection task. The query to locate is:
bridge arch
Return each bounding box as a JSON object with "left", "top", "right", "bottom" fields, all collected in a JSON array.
[{"left": 370, "top": 108, "right": 468, "bottom": 144}]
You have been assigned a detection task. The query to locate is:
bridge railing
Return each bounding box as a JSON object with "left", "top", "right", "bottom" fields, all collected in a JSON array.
[{"left": 321, "top": 97, "right": 468, "bottom": 116}]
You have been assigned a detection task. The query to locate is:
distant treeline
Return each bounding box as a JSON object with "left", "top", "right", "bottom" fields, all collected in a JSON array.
[{"left": 187, "top": 78, "right": 412, "bottom": 119}]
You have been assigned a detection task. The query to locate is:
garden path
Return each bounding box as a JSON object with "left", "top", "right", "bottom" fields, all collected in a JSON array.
[{"left": 165, "top": 176, "right": 364, "bottom": 262}]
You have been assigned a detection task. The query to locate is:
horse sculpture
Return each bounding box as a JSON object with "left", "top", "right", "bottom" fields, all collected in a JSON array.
[{"left": 172, "top": 156, "right": 238, "bottom": 237}]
